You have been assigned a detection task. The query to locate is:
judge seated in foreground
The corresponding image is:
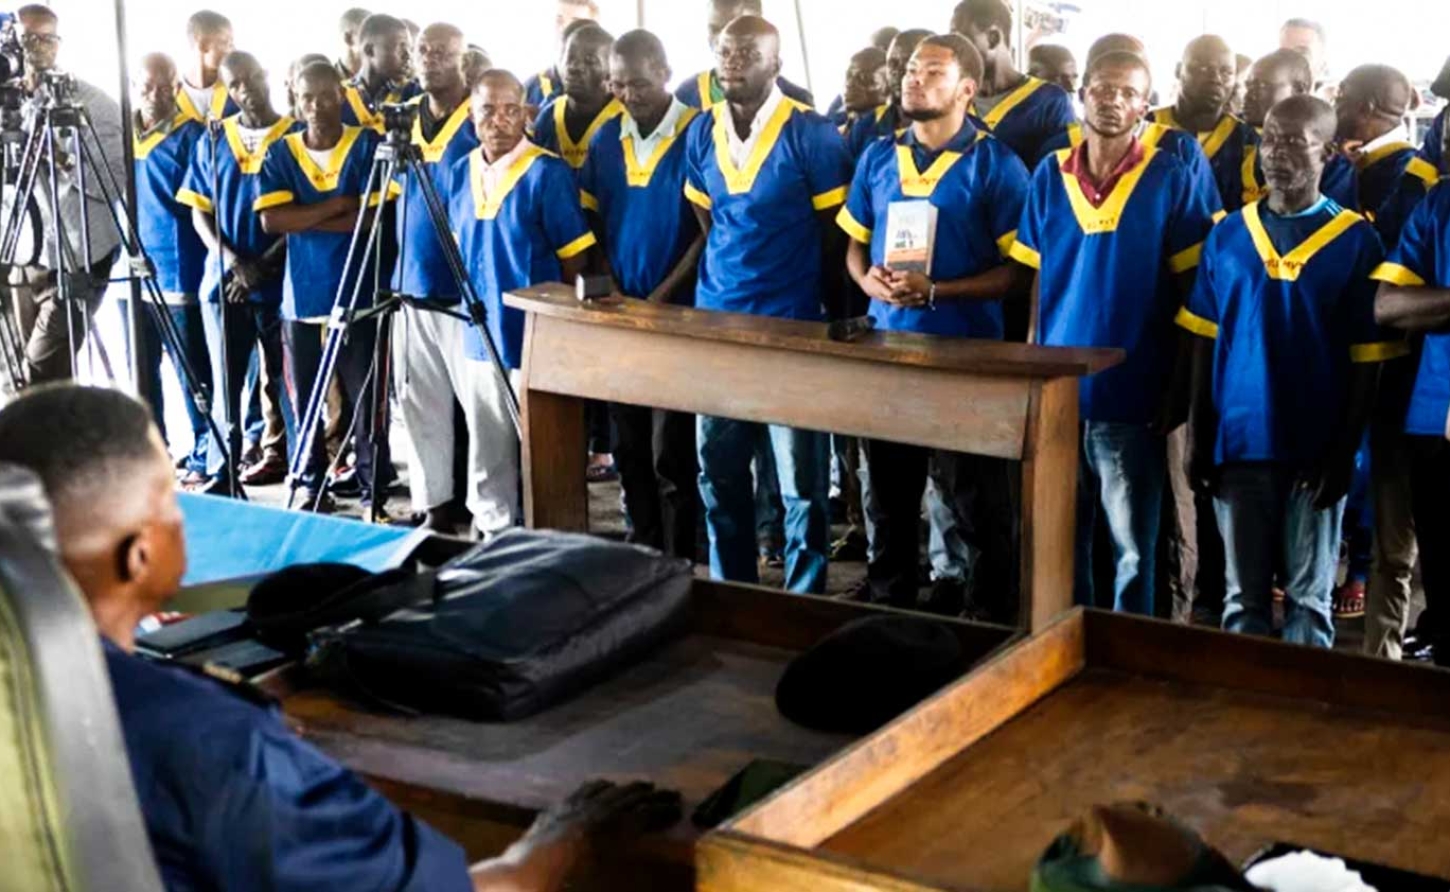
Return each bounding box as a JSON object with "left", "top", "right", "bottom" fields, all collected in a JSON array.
[{"left": 0, "top": 384, "right": 678, "bottom": 892}]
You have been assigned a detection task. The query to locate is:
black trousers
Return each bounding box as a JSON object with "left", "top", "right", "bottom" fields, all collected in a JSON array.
[
  {"left": 1409, "top": 435, "right": 1450, "bottom": 652},
  {"left": 201, "top": 301, "right": 287, "bottom": 479},
  {"left": 611, "top": 403, "right": 698, "bottom": 559},
  {"left": 862, "top": 440, "right": 1019, "bottom": 620},
  {"left": 283, "top": 318, "right": 391, "bottom": 500}
]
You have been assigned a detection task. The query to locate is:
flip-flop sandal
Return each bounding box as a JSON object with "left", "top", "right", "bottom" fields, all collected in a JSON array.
[
  {"left": 586, "top": 463, "right": 618, "bottom": 484},
  {"left": 1333, "top": 581, "right": 1367, "bottom": 619}
]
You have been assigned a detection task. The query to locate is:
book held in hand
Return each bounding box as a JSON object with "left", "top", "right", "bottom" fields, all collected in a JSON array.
[{"left": 884, "top": 200, "right": 937, "bottom": 275}]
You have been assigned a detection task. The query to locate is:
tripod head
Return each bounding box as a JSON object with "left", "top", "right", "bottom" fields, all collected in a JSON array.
[{"left": 378, "top": 101, "right": 419, "bottom": 154}]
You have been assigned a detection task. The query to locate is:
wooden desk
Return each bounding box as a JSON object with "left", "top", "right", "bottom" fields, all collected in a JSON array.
[
  {"left": 503, "top": 286, "right": 1122, "bottom": 631},
  {"left": 277, "top": 578, "right": 1017, "bottom": 890},
  {"left": 699, "top": 609, "right": 1450, "bottom": 891}
]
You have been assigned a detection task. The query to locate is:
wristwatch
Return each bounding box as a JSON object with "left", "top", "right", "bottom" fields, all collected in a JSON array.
[{"left": 927, "top": 281, "right": 937, "bottom": 310}]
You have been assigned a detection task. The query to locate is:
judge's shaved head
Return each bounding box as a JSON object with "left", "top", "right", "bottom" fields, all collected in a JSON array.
[
  {"left": 1086, "top": 33, "right": 1145, "bottom": 69},
  {"left": 475, "top": 69, "right": 524, "bottom": 99},
  {"left": 297, "top": 60, "right": 343, "bottom": 90},
  {"left": 1269, "top": 93, "right": 1336, "bottom": 143},
  {"left": 720, "top": 15, "right": 779, "bottom": 49}
]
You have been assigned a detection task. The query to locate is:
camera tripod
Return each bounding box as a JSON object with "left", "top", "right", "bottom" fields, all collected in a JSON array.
[
  {"left": 284, "top": 109, "right": 521, "bottom": 522},
  {"left": 0, "top": 74, "right": 235, "bottom": 482}
]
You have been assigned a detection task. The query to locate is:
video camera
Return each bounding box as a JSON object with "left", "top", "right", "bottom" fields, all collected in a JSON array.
[
  {"left": 379, "top": 101, "right": 418, "bottom": 147},
  {"left": 0, "top": 13, "right": 23, "bottom": 85}
]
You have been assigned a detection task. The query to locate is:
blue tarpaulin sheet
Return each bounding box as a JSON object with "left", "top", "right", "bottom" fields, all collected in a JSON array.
[{"left": 179, "top": 493, "right": 428, "bottom": 586}]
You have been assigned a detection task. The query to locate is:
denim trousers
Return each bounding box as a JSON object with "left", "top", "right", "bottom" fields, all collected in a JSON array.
[
  {"left": 698, "top": 416, "right": 829, "bottom": 594},
  {"left": 1213, "top": 463, "right": 1344, "bottom": 648},
  {"left": 130, "top": 300, "right": 212, "bottom": 473},
  {"left": 1075, "top": 421, "right": 1166, "bottom": 616}
]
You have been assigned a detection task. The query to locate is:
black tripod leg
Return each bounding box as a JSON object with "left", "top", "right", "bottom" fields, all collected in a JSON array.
[{"left": 367, "top": 309, "right": 393, "bottom": 524}]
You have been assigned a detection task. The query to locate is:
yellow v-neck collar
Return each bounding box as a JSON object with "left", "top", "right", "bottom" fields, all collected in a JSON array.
[
  {"left": 284, "top": 126, "right": 364, "bottom": 192},
  {"left": 176, "top": 81, "right": 228, "bottom": 123},
  {"left": 1241, "top": 145, "right": 1269, "bottom": 205},
  {"left": 134, "top": 110, "right": 191, "bottom": 159},
  {"left": 345, "top": 82, "right": 406, "bottom": 132},
  {"left": 223, "top": 115, "right": 295, "bottom": 174},
  {"left": 622, "top": 107, "right": 699, "bottom": 187},
  {"left": 1068, "top": 120, "right": 1169, "bottom": 151},
  {"left": 710, "top": 98, "right": 801, "bottom": 194},
  {"left": 469, "top": 143, "right": 547, "bottom": 219},
  {"left": 894, "top": 131, "right": 986, "bottom": 198},
  {"left": 698, "top": 71, "right": 719, "bottom": 110},
  {"left": 1057, "top": 145, "right": 1158, "bottom": 235},
  {"left": 554, "top": 97, "right": 625, "bottom": 169},
  {"left": 980, "top": 76, "right": 1044, "bottom": 129},
  {"left": 1356, "top": 140, "right": 1414, "bottom": 170},
  {"left": 1154, "top": 107, "right": 1240, "bottom": 160},
  {"left": 538, "top": 70, "right": 556, "bottom": 99},
  {"left": 412, "top": 99, "right": 471, "bottom": 163},
  {"left": 1241, "top": 200, "right": 1361, "bottom": 281}
]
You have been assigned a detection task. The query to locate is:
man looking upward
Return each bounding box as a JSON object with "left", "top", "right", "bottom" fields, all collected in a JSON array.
[
  {"left": 335, "top": 7, "right": 371, "bottom": 80},
  {"left": 176, "top": 10, "right": 236, "bottom": 123},
  {"left": 341, "top": 13, "right": 420, "bottom": 133},
  {"left": 683, "top": 16, "right": 851, "bottom": 595},
  {"left": 845, "top": 28, "right": 932, "bottom": 160}
]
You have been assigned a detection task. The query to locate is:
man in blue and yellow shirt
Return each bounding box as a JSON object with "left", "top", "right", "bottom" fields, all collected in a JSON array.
[
  {"left": 132, "top": 52, "right": 213, "bottom": 483},
  {"left": 1241, "top": 49, "right": 1357, "bottom": 211},
  {"left": 533, "top": 24, "right": 623, "bottom": 174},
  {"left": 674, "top": 0, "right": 814, "bottom": 112},
  {"left": 580, "top": 30, "right": 703, "bottom": 560},
  {"left": 176, "top": 10, "right": 236, "bottom": 124},
  {"left": 684, "top": 16, "right": 851, "bottom": 594},
  {"left": 256, "top": 62, "right": 393, "bottom": 510},
  {"left": 177, "top": 51, "right": 296, "bottom": 492},
  {"left": 1372, "top": 176, "right": 1450, "bottom": 668},
  {"left": 1181, "top": 96, "right": 1401, "bottom": 648},
  {"left": 1335, "top": 65, "right": 1426, "bottom": 233},
  {"left": 1148, "top": 35, "right": 1259, "bottom": 214},
  {"left": 837, "top": 34, "right": 1029, "bottom": 619},
  {"left": 845, "top": 28, "right": 931, "bottom": 161},
  {"left": 340, "top": 13, "right": 421, "bottom": 133},
  {"left": 523, "top": 1, "right": 599, "bottom": 108},
  {"left": 389, "top": 23, "right": 522, "bottom": 538},
  {"left": 1010, "top": 50, "right": 1217, "bottom": 617},
  {"left": 951, "top": 0, "right": 1074, "bottom": 169}
]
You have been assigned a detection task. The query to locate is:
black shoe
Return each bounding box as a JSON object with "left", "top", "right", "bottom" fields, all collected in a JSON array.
[
  {"left": 757, "top": 541, "right": 785, "bottom": 569},
  {"left": 329, "top": 471, "right": 363, "bottom": 499},
  {"left": 919, "top": 577, "right": 967, "bottom": 617},
  {"left": 299, "top": 490, "right": 336, "bottom": 514},
  {"left": 829, "top": 528, "right": 868, "bottom": 562},
  {"left": 835, "top": 577, "right": 875, "bottom": 603}
]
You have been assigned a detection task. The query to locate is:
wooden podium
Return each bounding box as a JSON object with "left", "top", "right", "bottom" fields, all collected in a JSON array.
[{"left": 504, "top": 285, "right": 1121, "bottom": 631}]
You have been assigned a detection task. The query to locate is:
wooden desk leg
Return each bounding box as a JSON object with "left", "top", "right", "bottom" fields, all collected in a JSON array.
[
  {"left": 520, "top": 386, "right": 589, "bottom": 531},
  {"left": 1020, "top": 377, "right": 1078, "bottom": 632}
]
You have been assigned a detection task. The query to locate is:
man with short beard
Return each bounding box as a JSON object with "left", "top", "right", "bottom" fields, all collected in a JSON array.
[
  {"left": 846, "top": 29, "right": 931, "bottom": 161},
  {"left": 1010, "top": 50, "right": 1217, "bottom": 617},
  {"left": 532, "top": 24, "right": 622, "bottom": 172},
  {"left": 838, "top": 34, "right": 1029, "bottom": 619},
  {"left": 342, "top": 13, "right": 421, "bottom": 133}
]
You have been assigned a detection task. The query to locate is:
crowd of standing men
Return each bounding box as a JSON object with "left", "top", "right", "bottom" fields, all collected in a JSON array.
[{"left": 16, "top": 0, "right": 1450, "bottom": 662}]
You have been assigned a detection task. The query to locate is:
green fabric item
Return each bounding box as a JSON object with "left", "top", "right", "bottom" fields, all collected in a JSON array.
[{"left": 1031, "top": 831, "right": 1254, "bottom": 892}]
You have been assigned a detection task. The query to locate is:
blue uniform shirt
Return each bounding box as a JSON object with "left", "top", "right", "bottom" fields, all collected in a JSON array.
[
  {"left": 523, "top": 67, "right": 561, "bottom": 111},
  {"left": 1037, "top": 121, "right": 1224, "bottom": 216},
  {"left": 1355, "top": 141, "right": 1420, "bottom": 225},
  {"left": 135, "top": 112, "right": 207, "bottom": 295},
  {"left": 845, "top": 103, "right": 907, "bottom": 161},
  {"left": 532, "top": 96, "right": 626, "bottom": 171},
  {"left": 341, "top": 76, "right": 423, "bottom": 134},
  {"left": 1147, "top": 107, "right": 1259, "bottom": 213},
  {"left": 579, "top": 106, "right": 701, "bottom": 303},
  {"left": 256, "top": 126, "right": 393, "bottom": 320},
  {"left": 175, "top": 81, "right": 237, "bottom": 124},
  {"left": 1421, "top": 106, "right": 1447, "bottom": 170},
  {"left": 684, "top": 97, "right": 852, "bottom": 319},
  {"left": 447, "top": 141, "right": 597, "bottom": 364},
  {"left": 973, "top": 76, "right": 1075, "bottom": 169},
  {"left": 1371, "top": 156, "right": 1440, "bottom": 248},
  {"left": 177, "top": 114, "right": 299, "bottom": 306},
  {"left": 105, "top": 641, "right": 470, "bottom": 892},
  {"left": 1238, "top": 142, "right": 1358, "bottom": 212},
  {"left": 1372, "top": 181, "right": 1450, "bottom": 437},
  {"left": 837, "top": 120, "right": 1029, "bottom": 338},
  {"left": 1011, "top": 145, "right": 1217, "bottom": 423},
  {"left": 393, "top": 98, "right": 478, "bottom": 303},
  {"left": 675, "top": 70, "right": 815, "bottom": 111},
  {"left": 1178, "top": 199, "right": 1403, "bottom": 467}
]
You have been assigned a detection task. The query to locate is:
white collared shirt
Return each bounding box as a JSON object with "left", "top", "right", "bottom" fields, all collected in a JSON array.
[
  {"left": 725, "top": 83, "right": 785, "bottom": 168},
  {"left": 1356, "top": 124, "right": 1411, "bottom": 158},
  {"left": 477, "top": 137, "right": 535, "bottom": 201},
  {"left": 621, "top": 97, "right": 690, "bottom": 167}
]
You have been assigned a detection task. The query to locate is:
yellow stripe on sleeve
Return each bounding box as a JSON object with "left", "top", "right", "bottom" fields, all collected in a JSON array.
[
  {"left": 811, "top": 186, "right": 848, "bottom": 210},
  {"left": 555, "top": 231, "right": 597, "bottom": 260},
  {"left": 835, "top": 207, "right": 871, "bottom": 244},
  {"left": 995, "top": 229, "right": 1018, "bottom": 258},
  {"left": 1007, "top": 240, "right": 1041, "bottom": 269},
  {"left": 175, "top": 188, "right": 213, "bottom": 213},
  {"left": 683, "top": 181, "right": 712, "bottom": 209},
  {"left": 1350, "top": 341, "right": 1411, "bottom": 363},
  {"left": 252, "top": 190, "right": 295, "bottom": 212},
  {"left": 1370, "top": 262, "right": 1427, "bottom": 287},
  {"left": 1168, "top": 242, "right": 1204, "bottom": 273},
  {"left": 1175, "top": 306, "right": 1218, "bottom": 339},
  {"left": 580, "top": 190, "right": 599, "bottom": 212}
]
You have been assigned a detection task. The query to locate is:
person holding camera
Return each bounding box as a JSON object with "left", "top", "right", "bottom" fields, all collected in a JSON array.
[{"left": 5, "top": 4, "right": 125, "bottom": 385}]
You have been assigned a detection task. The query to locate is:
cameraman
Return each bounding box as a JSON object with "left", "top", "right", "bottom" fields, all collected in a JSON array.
[{"left": 5, "top": 4, "right": 124, "bottom": 384}]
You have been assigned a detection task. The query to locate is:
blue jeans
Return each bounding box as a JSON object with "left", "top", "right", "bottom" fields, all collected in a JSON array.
[
  {"left": 1214, "top": 463, "right": 1344, "bottom": 648},
  {"left": 753, "top": 428, "right": 785, "bottom": 549},
  {"left": 1075, "top": 421, "right": 1165, "bottom": 616},
  {"left": 129, "top": 300, "right": 212, "bottom": 473},
  {"left": 699, "top": 416, "right": 830, "bottom": 593}
]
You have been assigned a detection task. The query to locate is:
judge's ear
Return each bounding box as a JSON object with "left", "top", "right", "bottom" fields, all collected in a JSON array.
[
  {"left": 987, "top": 27, "right": 1005, "bottom": 53},
  {"left": 119, "top": 532, "right": 146, "bottom": 585}
]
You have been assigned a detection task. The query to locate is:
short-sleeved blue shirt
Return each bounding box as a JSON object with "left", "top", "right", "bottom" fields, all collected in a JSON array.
[
  {"left": 1037, "top": 121, "right": 1224, "bottom": 216},
  {"left": 135, "top": 113, "right": 208, "bottom": 295},
  {"left": 392, "top": 98, "right": 479, "bottom": 303},
  {"left": 579, "top": 109, "right": 701, "bottom": 304},
  {"left": 176, "top": 114, "right": 300, "bottom": 306},
  {"left": 972, "top": 76, "right": 1076, "bottom": 169},
  {"left": 837, "top": 120, "right": 1028, "bottom": 338},
  {"left": 256, "top": 125, "right": 392, "bottom": 321},
  {"left": 1178, "top": 199, "right": 1403, "bottom": 467},
  {"left": 674, "top": 70, "right": 815, "bottom": 112},
  {"left": 532, "top": 96, "right": 625, "bottom": 172},
  {"left": 1372, "top": 181, "right": 1450, "bottom": 437},
  {"left": 105, "top": 640, "right": 471, "bottom": 892},
  {"left": 447, "top": 142, "right": 597, "bottom": 364},
  {"left": 340, "top": 76, "right": 423, "bottom": 134},
  {"left": 1011, "top": 145, "right": 1217, "bottom": 423},
  {"left": 683, "top": 98, "right": 852, "bottom": 320},
  {"left": 844, "top": 103, "right": 906, "bottom": 162},
  {"left": 1146, "top": 108, "right": 1259, "bottom": 213}
]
